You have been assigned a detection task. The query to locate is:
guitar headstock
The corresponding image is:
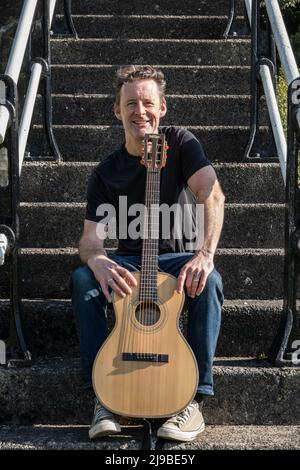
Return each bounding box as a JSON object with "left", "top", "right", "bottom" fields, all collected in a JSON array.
[{"left": 139, "top": 133, "right": 168, "bottom": 170}]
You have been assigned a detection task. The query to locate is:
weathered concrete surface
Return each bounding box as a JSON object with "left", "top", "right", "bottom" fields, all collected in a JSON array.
[
  {"left": 21, "top": 162, "right": 284, "bottom": 204},
  {"left": 0, "top": 424, "right": 143, "bottom": 450},
  {"left": 161, "top": 425, "right": 300, "bottom": 450},
  {"left": 0, "top": 299, "right": 283, "bottom": 358},
  {"left": 0, "top": 248, "right": 285, "bottom": 299},
  {"left": 51, "top": 65, "right": 251, "bottom": 95},
  {"left": 50, "top": 39, "right": 251, "bottom": 66},
  {"left": 68, "top": 0, "right": 246, "bottom": 16},
  {"left": 33, "top": 94, "right": 269, "bottom": 127},
  {"left": 18, "top": 202, "right": 284, "bottom": 249},
  {"left": 28, "top": 125, "right": 272, "bottom": 162},
  {"left": 0, "top": 424, "right": 299, "bottom": 450},
  {"left": 54, "top": 15, "right": 247, "bottom": 39},
  {"left": 0, "top": 358, "right": 299, "bottom": 425}
]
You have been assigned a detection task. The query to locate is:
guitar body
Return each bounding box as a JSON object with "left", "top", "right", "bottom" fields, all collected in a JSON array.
[{"left": 92, "top": 271, "right": 199, "bottom": 418}]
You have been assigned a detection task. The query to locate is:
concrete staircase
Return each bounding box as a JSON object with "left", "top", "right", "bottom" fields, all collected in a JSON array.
[{"left": 1, "top": 0, "right": 300, "bottom": 450}]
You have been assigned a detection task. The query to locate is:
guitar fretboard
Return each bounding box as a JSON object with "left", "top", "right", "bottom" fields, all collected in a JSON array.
[{"left": 140, "top": 168, "right": 160, "bottom": 301}]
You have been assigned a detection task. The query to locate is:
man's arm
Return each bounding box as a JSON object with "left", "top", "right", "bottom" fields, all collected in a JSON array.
[
  {"left": 177, "top": 165, "right": 225, "bottom": 298},
  {"left": 79, "top": 219, "right": 137, "bottom": 302}
]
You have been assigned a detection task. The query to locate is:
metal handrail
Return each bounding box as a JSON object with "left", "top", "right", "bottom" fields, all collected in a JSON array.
[
  {"left": 244, "top": 0, "right": 299, "bottom": 185},
  {"left": 0, "top": 0, "right": 38, "bottom": 145},
  {"left": 18, "top": 62, "right": 43, "bottom": 169},
  {"left": 243, "top": 0, "right": 300, "bottom": 366},
  {"left": 265, "top": 0, "right": 299, "bottom": 86},
  {"left": 244, "top": 0, "right": 252, "bottom": 27},
  {"left": 259, "top": 62, "right": 287, "bottom": 184},
  {"left": 0, "top": 0, "right": 58, "bottom": 170},
  {"left": 0, "top": 0, "right": 77, "bottom": 365}
]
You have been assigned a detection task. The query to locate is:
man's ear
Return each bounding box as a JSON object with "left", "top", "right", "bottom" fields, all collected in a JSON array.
[
  {"left": 160, "top": 97, "right": 167, "bottom": 118},
  {"left": 114, "top": 103, "right": 122, "bottom": 121}
]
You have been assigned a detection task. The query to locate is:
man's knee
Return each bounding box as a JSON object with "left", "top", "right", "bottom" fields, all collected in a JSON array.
[
  {"left": 204, "top": 269, "right": 224, "bottom": 304},
  {"left": 206, "top": 269, "right": 223, "bottom": 290},
  {"left": 71, "top": 266, "right": 97, "bottom": 293}
]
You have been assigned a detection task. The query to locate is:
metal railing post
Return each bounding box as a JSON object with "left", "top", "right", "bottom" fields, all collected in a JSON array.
[
  {"left": 0, "top": 0, "right": 39, "bottom": 145},
  {"left": 244, "top": 0, "right": 300, "bottom": 364},
  {"left": 0, "top": 75, "right": 31, "bottom": 366},
  {"left": 41, "top": 0, "right": 62, "bottom": 161},
  {"left": 269, "top": 75, "right": 300, "bottom": 366},
  {"left": 244, "top": 0, "right": 278, "bottom": 162}
]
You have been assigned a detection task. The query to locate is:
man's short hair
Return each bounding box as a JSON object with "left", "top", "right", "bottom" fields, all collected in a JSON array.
[{"left": 114, "top": 65, "right": 166, "bottom": 105}]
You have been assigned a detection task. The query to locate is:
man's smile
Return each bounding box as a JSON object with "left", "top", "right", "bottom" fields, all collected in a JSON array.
[{"left": 132, "top": 120, "right": 150, "bottom": 124}]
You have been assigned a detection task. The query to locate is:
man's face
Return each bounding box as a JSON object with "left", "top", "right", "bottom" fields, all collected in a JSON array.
[{"left": 114, "top": 79, "right": 167, "bottom": 147}]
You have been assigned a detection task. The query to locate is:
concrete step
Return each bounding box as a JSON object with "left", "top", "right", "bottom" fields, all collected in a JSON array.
[
  {"left": 67, "top": 0, "right": 246, "bottom": 16},
  {"left": 20, "top": 162, "right": 284, "bottom": 204},
  {"left": 0, "top": 299, "right": 283, "bottom": 358},
  {"left": 18, "top": 203, "right": 285, "bottom": 249},
  {"left": 51, "top": 65, "right": 251, "bottom": 95},
  {"left": 0, "top": 248, "right": 284, "bottom": 299},
  {"left": 54, "top": 15, "right": 247, "bottom": 39},
  {"left": 0, "top": 423, "right": 142, "bottom": 450},
  {"left": 0, "top": 424, "right": 299, "bottom": 450},
  {"left": 0, "top": 357, "right": 299, "bottom": 425},
  {"left": 34, "top": 94, "right": 267, "bottom": 127},
  {"left": 50, "top": 38, "right": 250, "bottom": 66},
  {"left": 28, "top": 125, "right": 273, "bottom": 162}
]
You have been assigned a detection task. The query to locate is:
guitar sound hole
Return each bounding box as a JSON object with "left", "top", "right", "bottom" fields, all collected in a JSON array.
[{"left": 135, "top": 301, "right": 160, "bottom": 326}]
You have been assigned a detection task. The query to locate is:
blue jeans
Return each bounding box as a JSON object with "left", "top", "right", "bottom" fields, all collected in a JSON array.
[{"left": 71, "top": 252, "right": 224, "bottom": 396}]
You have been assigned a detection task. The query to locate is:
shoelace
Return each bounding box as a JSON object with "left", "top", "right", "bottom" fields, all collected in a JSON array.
[
  {"left": 94, "top": 402, "right": 113, "bottom": 422},
  {"left": 168, "top": 401, "right": 198, "bottom": 425}
]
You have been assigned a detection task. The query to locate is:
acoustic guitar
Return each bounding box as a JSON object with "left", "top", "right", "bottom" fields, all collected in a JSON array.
[{"left": 92, "top": 133, "right": 199, "bottom": 418}]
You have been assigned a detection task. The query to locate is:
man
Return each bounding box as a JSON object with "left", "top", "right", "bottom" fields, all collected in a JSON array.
[{"left": 71, "top": 65, "right": 225, "bottom": 442}]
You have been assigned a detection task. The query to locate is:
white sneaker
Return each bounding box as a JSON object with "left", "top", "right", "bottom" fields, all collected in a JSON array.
[
  {"left": 157, "top": 400, "right": 205, "bottom": 442},
  {"left": 89, "top": 399, "right": 121, "bottom": 440}
]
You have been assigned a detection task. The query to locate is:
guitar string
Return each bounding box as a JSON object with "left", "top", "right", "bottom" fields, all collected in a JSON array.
[
  {"left": 151, "top": 141, "right": 158, "bottom": 359},
  {"left": 141, "top": 137, "right": 151, "bottom": 359},
  {"left": 146, "top": 138, "right": 154, "bottom": 359},
  {"left": 150, "top": 137, "right": 161, "bottom": 360},
  {"left": 125, "top": 136, "right": 163, "bottom": 362},
  {"left": 149, "top": 137, "right": 159, "bottom": 359}
]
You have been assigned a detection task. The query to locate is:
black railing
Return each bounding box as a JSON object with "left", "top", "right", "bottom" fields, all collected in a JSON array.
[
  {"left": 243, "top": 0, "right": 277, "bottom": 161},
  {"left": 227, "top": 0, "right": 300, "bottom": 366},
  {"left": 0, "top": 0, "right": 77, "bottom": 366},
  {"left": 270, "top": 75, "right": 300, "bottom": 366}
]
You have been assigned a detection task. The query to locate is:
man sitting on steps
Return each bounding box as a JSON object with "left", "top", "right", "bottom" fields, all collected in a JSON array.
[{"left": 71, "top": 65, "right": 225, "bottom": 442}]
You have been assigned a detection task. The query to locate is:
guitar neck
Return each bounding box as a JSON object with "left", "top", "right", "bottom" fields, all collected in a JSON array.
[{"left": 140, "top": 168, "right": 160, "bottom": 302}]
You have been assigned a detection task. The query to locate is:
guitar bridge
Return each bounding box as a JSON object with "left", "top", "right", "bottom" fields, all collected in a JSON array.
[{"left": 122, "top": 352, "right": 169, "bottom": 363}]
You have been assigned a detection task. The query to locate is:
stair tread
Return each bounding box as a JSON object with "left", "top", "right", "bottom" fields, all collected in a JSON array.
[
  {"left": 19, "top": 202, "right": 285, "bottom": 207},
  {"left": 49, "top": 93, "right": 252, "bottom": 98},
  {"left": 51, "top": 38, "right": 250, "bottom": 42},
  {"left": 22, "top": 161, "right": 280, "bottom": 167},
  {"left": 2, "top": 355, "right": 299, "bottom": 371},
  {"left": 56, "top": 14, "right": 246, "bottom": 18},
  {"left": 0, "top": 298, "right": 285, "bottom": 306},
  {"left": 0, "top": 424, "right": 299, "bottom": 450},
  {"left": 17, "top": 247, "right": 285, "bottom": 254},
  {"left": 51, "top": 64, "right": 251, "bottom": 69},
  {"left": 33, "top": 124, "right": 268, "bottom": 130}
]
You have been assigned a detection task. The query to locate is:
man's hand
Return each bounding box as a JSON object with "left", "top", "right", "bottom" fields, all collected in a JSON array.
[
  {"left": 177, "top": 250, "right": 214, "bottom": 298},
  {"left": 88, "top": 255, "right": 138, "bottom": 302}
]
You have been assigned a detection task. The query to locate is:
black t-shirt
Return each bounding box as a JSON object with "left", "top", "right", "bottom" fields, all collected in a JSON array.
[{"left": 85, "top": 126, "right": 212, "bottom": 255}]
